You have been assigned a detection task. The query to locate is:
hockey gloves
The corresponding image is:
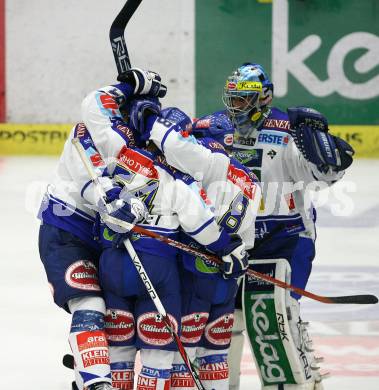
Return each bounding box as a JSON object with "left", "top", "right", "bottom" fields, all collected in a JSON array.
[
  {"left": 117, "top": 68, "right": 167, "bottom": 98},
  {"left": 288, "top": 106, "right": 354, "bottom": 172},
  {"left": 99, "top": 186, "right": 148, "bottom": 247},
  {"left": 217, "top": 234, "right": 248, "bottom": 280},
  {"left": 129, "top": 98, "right": 162, "bottom": 141}
]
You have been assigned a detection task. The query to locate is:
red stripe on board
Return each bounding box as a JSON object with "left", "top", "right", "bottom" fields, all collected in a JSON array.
[{"left": 0, "top": 0, "right": 5, "bottom": 122}]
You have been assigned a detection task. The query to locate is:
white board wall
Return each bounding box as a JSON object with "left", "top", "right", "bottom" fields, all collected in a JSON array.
[{"left": 6, "top": 0, "right": 195, "bottom": 122}]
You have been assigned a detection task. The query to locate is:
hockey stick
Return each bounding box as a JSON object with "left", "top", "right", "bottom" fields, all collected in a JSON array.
[
  {"left": 72, "top": 138, "right": 206, "bottom": 390},
  {"left": 71, "top": 138, "right": 378, "bottom": 305},
  {"left": 120, "top": 228, "right": 377, "bottom": 304},
  {"left": 110, "top": 0, "right": 142, "bottom": 75}
]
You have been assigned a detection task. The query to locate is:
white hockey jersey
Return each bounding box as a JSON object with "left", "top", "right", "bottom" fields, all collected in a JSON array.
[
  {"left": 149, "top": 121, "right": 262, "bottom": 250},
  {"left": 232, "top": 107, "right": 344, "bottom": 244},
  {"left": 101, "top": 144, "right": 232, "bottom": 256},
  {"left": 38, "top": 123, "right": 115, "bottom": 249},
  {"left": 39, "top": 84, "right": 140, "bottom": 248}
]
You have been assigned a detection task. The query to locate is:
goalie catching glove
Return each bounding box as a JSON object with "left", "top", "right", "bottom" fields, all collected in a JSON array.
[
  {"left": 288, "top": 106, "right": 354, "bottom": 173},
  {"left": 117, "top": 67, "right": 167, "bottom": 98},
  {"left": 216, "top": 234, "right": 248, "bottom": 280},
  {"left": 99, "top": 186, "right": 148, "bottom": 247}
]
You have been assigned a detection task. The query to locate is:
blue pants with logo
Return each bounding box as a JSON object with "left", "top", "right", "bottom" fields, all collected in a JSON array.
[
  {"left": 99, "top": 247, "right": 181, "bottom": 351},
  {"left": 38, "top": 223, "right": 102, "bottom": 312}
]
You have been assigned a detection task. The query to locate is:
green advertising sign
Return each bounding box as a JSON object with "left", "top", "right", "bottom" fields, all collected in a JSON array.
[{"left": 196, "top": 0, "right": 379, "bottom": 125}]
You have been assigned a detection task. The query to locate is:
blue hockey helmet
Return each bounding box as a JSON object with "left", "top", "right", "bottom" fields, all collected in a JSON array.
[
  {"left": 222, "top": 63, "right": 273, "bottom": 135},
  {"left": 191, "top": 112, "right": 234, "bottom": 151},
  {"left": 161, "top": 106, "right": 192, "bottom": 131}
]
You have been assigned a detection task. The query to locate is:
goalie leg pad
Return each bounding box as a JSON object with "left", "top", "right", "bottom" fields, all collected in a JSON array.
[
  {"left": 243, "top": 259, "right": 324, "bottom": 389},
  {"left": 227, "top": 309, "right": 245, "bottom": 390}
]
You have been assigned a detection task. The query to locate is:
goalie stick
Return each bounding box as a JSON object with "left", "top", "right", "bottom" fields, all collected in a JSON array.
[{"left": 72, "top": 138, "right": 206, "bottom": 390}]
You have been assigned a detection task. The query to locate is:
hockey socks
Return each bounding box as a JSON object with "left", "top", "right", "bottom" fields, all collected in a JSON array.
[
  {"left": 197, "top": 348, "right": 229, "bottom": 390},
  {"left": 68, "top": 308, "right": 111, "bottom": 388},
  {"left": 170, "top": 349, "right": 197, "bottom": 390},
  {"left": 137, "top": 349, "right": 174, "bottom": 390},
  {"left": 109, "top": 346, "right": 137, "bottom": 389}
]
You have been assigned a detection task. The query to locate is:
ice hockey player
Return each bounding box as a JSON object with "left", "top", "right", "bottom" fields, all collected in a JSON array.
[
  {"left": 126, "top": 104, "right": 261, "bottom": 390},
  {"left": 55, "top": 68, "right": 249, "bottom": 390},
  {"left": 94, "top": 122, "right": 250, "bottom": 390},
  {"left": 37, "top": 68, "right": 168, "bottom": 390},
  {"left": 220, "top": 63, "right": 355, "bottom": 389}
]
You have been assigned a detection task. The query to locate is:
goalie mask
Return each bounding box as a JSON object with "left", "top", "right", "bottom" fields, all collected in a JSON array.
[{"left": 223, "top": 63, "right": 273, "bottom": 138}]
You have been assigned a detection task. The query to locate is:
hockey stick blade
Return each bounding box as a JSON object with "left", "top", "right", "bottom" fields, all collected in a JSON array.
[
  {"left": 247, "top": 269, "right": 378, "bottom": 304},
  {"left": 62, "top": 353, "right": 80, "bottom": 390},
  {"left": 63, "top": 353, "right": 74, "bottom": 370},
  {"left": 110, "top": 0, "right": 142, "bottom": 74},
  {"left": 327, "top": 294, "right": 378, "bottom": 305}
]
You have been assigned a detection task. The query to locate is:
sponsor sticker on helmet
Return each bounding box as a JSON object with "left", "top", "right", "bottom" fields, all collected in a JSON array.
[
  {"left": 224, "top": 133, "right": 234, "bottom": 146},
  {"left": 65, "top": 260, "right": 100, "bottom": 291},
  {"left": 137, "top": 312, "right": 177, "bottom": 346},
  {"left": 105, "top": 309, "right": 135, "bottom": 342},
  {"left": 237, "top": 81, "right": 262, "bottom": 92},
  {"left": 226, "top": 81, "right": 237, "bottom": 90}
]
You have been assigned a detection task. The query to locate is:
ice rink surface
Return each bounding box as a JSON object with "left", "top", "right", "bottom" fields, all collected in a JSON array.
[{"left": 1, "top": 156, "right": 378, "bottom": 389}]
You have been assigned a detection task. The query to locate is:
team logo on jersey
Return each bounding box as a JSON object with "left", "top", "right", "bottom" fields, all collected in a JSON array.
[
  {"left": 267, "top": 149, "right": 277, "bottom": 159},
  {"left": 104, "top": 309, "right": 135, "bottom": 342},
  {"left": 137, "top": 312, "right": 178, "bottom": 346},
  {"left": 195, "top": 257, "right": 219, "bottom": 274},
  {"left": 257, "top": 130, "right": 289, "bottom": 147},
  {"left": 233, "top": 148, "right": 263, "bottom": 167},
  {"left": 180, "top": 313, "right": 209, "bottom": 344},
  {"left": 204, "top": 314, "right": 234, "bottom": 346},
  {"left": 65, "top": 260, "right": 101, "bottom": 291}
]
